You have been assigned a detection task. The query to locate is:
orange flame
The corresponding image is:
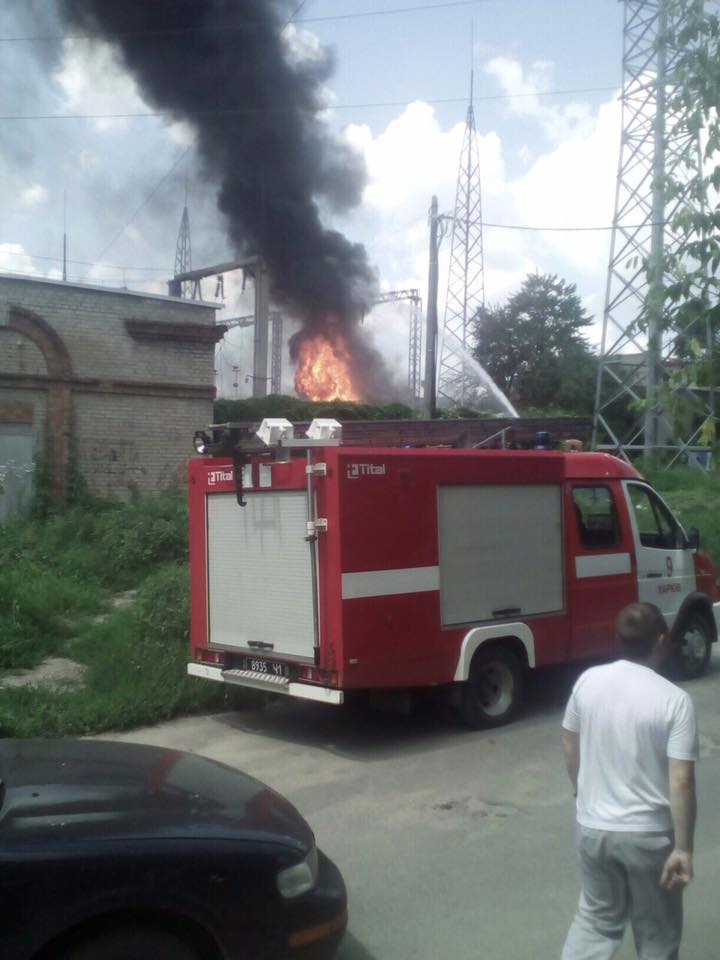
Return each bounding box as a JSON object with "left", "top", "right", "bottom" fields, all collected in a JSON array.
[{"left": 294, "top": 332, "right": 361, "bottom": 402}]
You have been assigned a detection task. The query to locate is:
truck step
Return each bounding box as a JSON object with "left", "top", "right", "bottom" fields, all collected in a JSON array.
[{"left": 222, "top": 668, "right": 291, "bottom": 692}]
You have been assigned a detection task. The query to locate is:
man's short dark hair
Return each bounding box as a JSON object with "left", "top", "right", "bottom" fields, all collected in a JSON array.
[{"left": 617, "top": 603, "right": 668, "bottom": 659}]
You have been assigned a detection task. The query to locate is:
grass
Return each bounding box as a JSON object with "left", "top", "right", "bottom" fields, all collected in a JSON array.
[
  {"left": 0, "top": 493, "right": 189, "bottom": 670},
  {"left": 0, "top": 494, "right": 235, "bottom": 738},
  {"left": 0, "top": 563, "right": 237, "bottom": 738}
]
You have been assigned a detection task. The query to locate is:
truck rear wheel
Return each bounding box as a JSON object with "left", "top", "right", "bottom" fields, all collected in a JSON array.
[
  {"left": 669, "top": 612, "right": 713, "bottom": 681},
  {"left": 458, "top": 646, "right": 524, "bottom": 729}
]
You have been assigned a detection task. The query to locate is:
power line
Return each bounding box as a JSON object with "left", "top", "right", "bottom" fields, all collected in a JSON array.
[
  {"left": 0, "top": 86, "right": 618, "bottom": 121},
  {"left": 0, "top": 266, "right": 163, "bottom": 287},
  {"left": 1, "top": 216, "right": 671, "bottom": 285},
  {"left": 482, "top": 220, "right": 625, "bottom": 233},
  {"left": 82, "top": 142, "right": 194, "bottom": 278},
  {"left": 282, "top": 0, "right": 308, "bottom": 30},
  {"left": 0, "top": 1, "right": 488, "bottom": 43},
  {"left": 0, "top": 247, "right": 170, "bottom": 272},
  {"left": 300, "top": 0, "right": 489, "bottom": 24}
]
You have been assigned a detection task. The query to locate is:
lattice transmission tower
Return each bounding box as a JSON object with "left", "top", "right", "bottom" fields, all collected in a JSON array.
[
  {"left": 174, "top": 188, "right": 201, "bottom": 299},
  {"left": 593, "top": 0, "right": 713, "bottom": 460},
  {"left": 437, "top": 74, "right": 486, "bottom": 407}
]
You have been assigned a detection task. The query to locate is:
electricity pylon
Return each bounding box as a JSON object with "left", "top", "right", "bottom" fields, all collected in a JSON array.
[
  {"left": 437, "top": 73, "right": 486, "bottom": 407},
  {"left": 593, "top": 0, "right": 714, "bottom": 462},
  {"left": 174, "top": 187, "right": 201, "bottom": 299}
]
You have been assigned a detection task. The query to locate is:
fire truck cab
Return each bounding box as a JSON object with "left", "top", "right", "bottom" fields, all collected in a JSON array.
[{"left": 188, "top": 419, "right": 720, "bottom": 727}]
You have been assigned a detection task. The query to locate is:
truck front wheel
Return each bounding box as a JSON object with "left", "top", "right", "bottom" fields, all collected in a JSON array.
[
  {"left": 458, "top": 646, "right": 524, "bottom": 729},
  {"left": 669, "top": 612, "right": 713, "bottom": 681}
]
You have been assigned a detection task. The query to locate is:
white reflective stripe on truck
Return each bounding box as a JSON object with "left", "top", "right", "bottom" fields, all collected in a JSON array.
[
  {"left": 341, "top": 565, "right": 440, "bottom": 599},
  {"left": 575, "top": 553, "right": 632, "bottom": 579}
]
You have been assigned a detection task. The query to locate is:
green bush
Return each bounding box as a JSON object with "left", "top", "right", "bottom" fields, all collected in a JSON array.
[{"left": 213, "top": 396, "right": 415, "bottom": 423}]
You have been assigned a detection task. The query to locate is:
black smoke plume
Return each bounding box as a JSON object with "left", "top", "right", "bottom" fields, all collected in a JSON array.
[{"left": 58, "top": 0, "right": 391, "bottom": 395}]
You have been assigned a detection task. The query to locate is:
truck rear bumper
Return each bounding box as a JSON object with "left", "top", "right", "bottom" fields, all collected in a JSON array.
[{"left": 187, "top": 662, "right": 344, "bottom": 705}]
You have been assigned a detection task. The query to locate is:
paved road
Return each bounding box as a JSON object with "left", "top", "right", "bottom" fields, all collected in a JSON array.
[{"left": 105, "top": 654, "right": 720, "bottom": 959}]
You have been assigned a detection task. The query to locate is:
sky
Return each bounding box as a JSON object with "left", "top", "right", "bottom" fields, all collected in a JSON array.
[{"left": 0, "top": 0, "right": 629, "bottom": 399}]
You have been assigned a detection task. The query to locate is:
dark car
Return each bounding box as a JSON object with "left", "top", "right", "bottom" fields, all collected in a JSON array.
[{"left": 0, "top": 739, "right": 346, "bottom": 960}]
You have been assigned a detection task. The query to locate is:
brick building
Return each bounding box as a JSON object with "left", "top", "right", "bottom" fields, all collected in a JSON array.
[{"left": 0, "top": 274, "right": 221, "bottom": 516}]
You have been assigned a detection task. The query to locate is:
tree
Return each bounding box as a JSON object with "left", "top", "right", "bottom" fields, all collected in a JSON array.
[{"left": 472, "top": 273, "right": 597, "bottom": 414}]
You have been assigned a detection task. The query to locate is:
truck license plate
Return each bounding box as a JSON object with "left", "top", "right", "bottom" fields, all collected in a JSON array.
[{"left": 243, "top": 657, "right": 290, "bottom": 678}]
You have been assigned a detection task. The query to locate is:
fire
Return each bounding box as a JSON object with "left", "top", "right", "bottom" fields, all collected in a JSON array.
[{"left": 294, "top": 331, "right": 361, "bottom": 402}]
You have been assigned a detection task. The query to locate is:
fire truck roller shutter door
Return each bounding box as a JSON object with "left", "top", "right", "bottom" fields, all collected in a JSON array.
[
  {"left": 437, "top": 484, "right": 564, "bottom": 626},
  {"left": 453, "top": 623, "right": 536, "bottom": 682}
]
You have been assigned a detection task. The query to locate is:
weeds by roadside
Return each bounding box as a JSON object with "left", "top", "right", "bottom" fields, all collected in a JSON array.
[
  {"left": 0, "top": 493, "right": 233, "bottom": 737},
  {"left": 0, "top": 493, "right": 189, "bottom": 670},
  {"left": 0, "top": 563, "right": 235, "bottom": 738}
]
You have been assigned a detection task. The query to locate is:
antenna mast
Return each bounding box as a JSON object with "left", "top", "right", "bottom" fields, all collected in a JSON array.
[{"left": 62, "top": 190, "right": 67, "bottom": 282}]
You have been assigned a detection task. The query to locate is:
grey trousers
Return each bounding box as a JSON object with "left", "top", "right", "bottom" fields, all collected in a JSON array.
[{"left": 562, "top": 827, "right": 683, "bottom": 960}]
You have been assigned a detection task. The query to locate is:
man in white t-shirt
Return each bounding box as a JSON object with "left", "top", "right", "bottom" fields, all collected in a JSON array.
[{"left": 561, "top": 602, "right": 699, "bottom": 960}]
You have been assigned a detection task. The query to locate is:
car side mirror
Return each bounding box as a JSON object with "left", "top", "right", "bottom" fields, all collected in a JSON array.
[{"left": 686, "top": 527, "right": 700, "bottom": 551}]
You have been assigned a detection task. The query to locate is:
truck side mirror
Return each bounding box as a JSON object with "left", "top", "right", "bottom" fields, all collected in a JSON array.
[{"left": 686, "top": 527, "right": 700, "bottom": 551}]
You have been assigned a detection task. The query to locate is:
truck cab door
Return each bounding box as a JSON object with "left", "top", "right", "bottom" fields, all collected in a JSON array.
[
  {"left": 567, "top": 482, "right": 636, "bottom": 659},
  {"left": 622, "top": 481, "right": 696, "bottom": 628}
]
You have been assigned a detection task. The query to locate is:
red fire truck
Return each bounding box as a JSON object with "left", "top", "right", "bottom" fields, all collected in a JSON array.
[{"left": 188, "top": 419, "right": 720, "bottom": 727}]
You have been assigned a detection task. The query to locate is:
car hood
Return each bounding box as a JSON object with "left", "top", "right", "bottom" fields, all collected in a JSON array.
[{"left": 0, "top": 739, "right": 313, "bottom": 851}]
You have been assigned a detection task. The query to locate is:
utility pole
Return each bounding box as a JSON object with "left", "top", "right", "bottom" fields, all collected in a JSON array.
[
  {"left": 252, "top": 259, "right": 271, "bottom": 399},
  {"left": 270, "top": 310, "right": 283, "bottom": 395},
  {"left": 423, "top": 196, "right": 440, "bottom": 419}
]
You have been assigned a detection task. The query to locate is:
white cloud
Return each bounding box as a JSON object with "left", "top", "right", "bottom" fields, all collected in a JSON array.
[
  {"left": 0, "top": 243, "right": 41, "bottom": 276},
  {"left": 282, "top": 23, "right": 325, "bottom": 65},
  {"left": 337, "top": 78, "right": 622, "bottom": 371},
  {"left": 19, "top": 184, "right": 48, "bottom": 207},
  {"left": 52, "top": 38, "right": 193, "bottom": 145},
  {"left": 509, "top": 98, "right": 621, "bottom": 278},
  {"left": 347, "top": 101, "right": 506, "bottom": 212},
  {"left": 485, "top": 56, "right": 596, "bottom": 143},
  {"left": 53, "top": 39, "right": 146, "bottom": 132}
]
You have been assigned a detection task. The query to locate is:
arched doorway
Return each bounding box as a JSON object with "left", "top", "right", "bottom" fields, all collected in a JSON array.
[{"left": 1, "top": 305, "right": 73, "bottom": 507}]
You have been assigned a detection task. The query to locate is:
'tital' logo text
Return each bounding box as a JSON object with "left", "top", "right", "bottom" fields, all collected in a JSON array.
[
  {"left": 208, "top": 469, "right": 233, "bottom": 485},
  {"left": 347, "top": 463, "right": 387, "bottom": 479}
]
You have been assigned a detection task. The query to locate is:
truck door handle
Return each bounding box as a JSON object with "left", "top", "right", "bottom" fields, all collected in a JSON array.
[
  {"left": 646, "top": 572, "right": 663, "bottom": 578},
  {"left": 492, "top": 607, "right": 522, "bottom": 618}
]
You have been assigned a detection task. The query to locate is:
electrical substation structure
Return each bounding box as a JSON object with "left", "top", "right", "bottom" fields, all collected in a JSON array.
[
  {"left": 371, "top": 289, "right": 423, "bottom": 403},
  {"left": 169, "top": 257, "right": 272, "bottom": 398},
  {"left": 593, "top": 0, "right": 715, "bottom": 463}
]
